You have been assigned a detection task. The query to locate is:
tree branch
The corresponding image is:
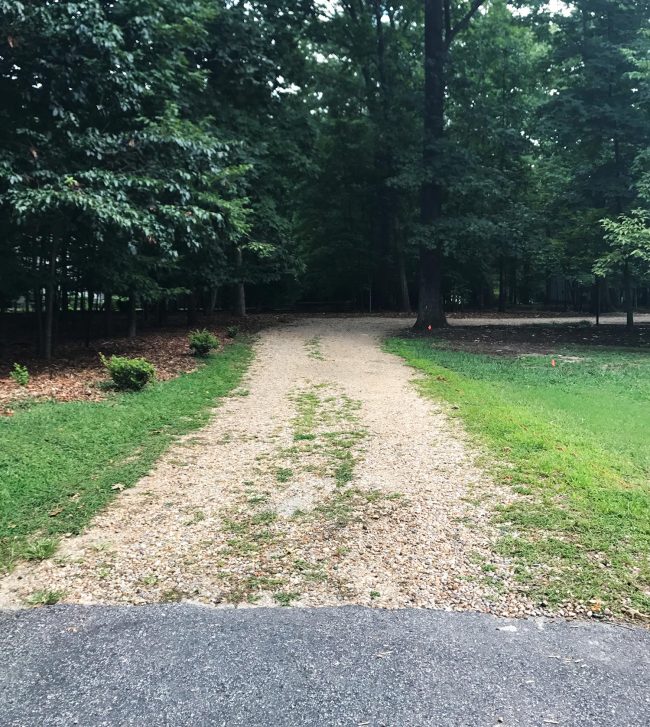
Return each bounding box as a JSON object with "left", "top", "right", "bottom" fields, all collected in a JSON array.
[{"left": 446, "top": 0, "right": 486, "bottom": 47}]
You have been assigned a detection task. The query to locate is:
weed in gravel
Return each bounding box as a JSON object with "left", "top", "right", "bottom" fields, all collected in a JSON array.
[
  {"left": 26, "top": 589, "right": 64, "bottom": 606},
  {"left": 287, "top": 384, "right": 366, "bottom": 489},
  {"left": 23, "top": 537, "right": 57, "bottom": 561},
  {"left": 275, "top": 467, "right": 293, "bottom": 483},
  {"left": 184, "top": 510, "right": 206, "bottom": 526},
  {"left": 304, "top": 336, "right": 325, "bottom": 360},
  {"left": 246, "top": 493, "right": 269, "bottom": 505},
  {"left": 250, "top": 510, "right": 278, "bottom": 526},
  {"left": 293, "top": 559, "right": 328, "bottom": 582},
  {"left": 160, "top": 588, "right": 185, "bottom": 603},
  {"left": 273, "top": 591, "right": 301, "bottom": 606}
]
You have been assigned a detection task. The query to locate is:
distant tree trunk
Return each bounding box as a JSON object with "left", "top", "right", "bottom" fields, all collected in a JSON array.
[
  {"left": 204, "top": 287, "right": 218, "bottom": 316},
  {"left": 84, "top": 290, "right": 94, "bottom": 347},
  {"left": 623, "top": 260, "right": 634, "bottom": 329},
  {"left": 104, "top": 291, "right": 113, "bottom": 336},
  {"left": 157, "top": 298, "right": 168, "bottom": 325},
  {"left": 128, "top": 291, "right": 137, "bottom": 338},
  {"left": 509, "top": 261, "right": 517, "bottom": 305},
  {"left": 236, "top": 282, "right": 246, "bottom": 317},
  {"left": 186, "top": 290, "right": 198, "bottom": 326},
  {"left": 396, "top": 245, "right": 411, "bottom": 313},
  {"left": 35, "top": 288, "right": 44, "bottom": 355},
  {"left": 235, "top": 247, "right": 246, "bottom": 317},
  {"left": 415, "top": 0, "right": 446, "bottom": 329},
  {"left": 59, "top": 245, "right": 68, "bottom": 328},
  {"left": 43, "top": 243, "right": 57, "bottom": 361},
  {"left": 498, "top": 258, "right": 506, "bottom": 312}
]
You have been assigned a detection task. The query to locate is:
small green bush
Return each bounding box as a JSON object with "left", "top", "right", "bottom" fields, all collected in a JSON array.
[
  {"left": 226, "top": 325, "right": 240, "bottom": 339},
  {"left": 100, "top": 353, "right": 155, "bottom": 391},
  {"left": 10, "top": 363, "right": 29, "bottom": 387},
  {"left": 189, "top": 329, "right": 220, "bottom": 357}
]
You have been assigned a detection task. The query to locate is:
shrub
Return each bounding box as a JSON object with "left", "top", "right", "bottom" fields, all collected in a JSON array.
[
  {"left": 10, "top": 363, "right": 29, "bottom": 387},
  {"left": 226, "top": 325, "right": 240, "bottom": 339},
  {"left": 100, "top": 353, "right": 155, "bottom": 391},
  {"left": 189, "top": 329, "right": 220, "bottom": 357}
]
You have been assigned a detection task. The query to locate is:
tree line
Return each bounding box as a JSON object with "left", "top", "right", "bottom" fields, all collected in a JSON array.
[{"left": 1, "top": 0, "right": 649, "bottom": 357}]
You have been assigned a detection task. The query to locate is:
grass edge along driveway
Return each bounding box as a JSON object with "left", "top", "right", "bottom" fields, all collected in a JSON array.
[
  {"left": 0, "top": 342, "right": 252, "bottom": 574},
  {"left": 386, "top": 337, "right": 650, "bottom": 619}
]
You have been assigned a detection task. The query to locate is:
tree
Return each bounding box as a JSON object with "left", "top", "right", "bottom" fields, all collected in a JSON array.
[
  {"left": 415, "top": 0, "right": 488, "bottom": 328},
  {"left": 597, "top": 211, "right": 650, "bottom": 327},
  {"left": 0, "top": 0, "right": 249, "bottom": 356},
  {"left": 540, "top": 0, "right": 650, "bottom": 316}
]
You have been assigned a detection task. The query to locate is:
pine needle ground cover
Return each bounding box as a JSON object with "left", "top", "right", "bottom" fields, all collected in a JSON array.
[
  {"left": 386, "top": 337, "right": 650, "bottom": 617},
  {"left": 0, "top": 342, "right": 252, "bottom": 573}
]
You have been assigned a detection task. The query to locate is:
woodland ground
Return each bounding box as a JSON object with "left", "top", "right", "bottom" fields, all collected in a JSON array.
[{"left": 0, "top": 314, "right": 648, "bottom": 622}]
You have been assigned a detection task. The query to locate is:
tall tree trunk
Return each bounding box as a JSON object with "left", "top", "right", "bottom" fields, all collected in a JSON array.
[
  {"left": 417, "top": 247, "right": 444, "bottom": 325},
  {"left": 415, "top": 0, "right": 447, "bottom": 329},
  {"left": 623, "top": 260, "right": 634, "bottom": 329},
  {"left": 128, "top": 290, "right": 138, "bottom": 338},
  {"left": 235, "top": 247, "right": 246, "bottom": 317}
]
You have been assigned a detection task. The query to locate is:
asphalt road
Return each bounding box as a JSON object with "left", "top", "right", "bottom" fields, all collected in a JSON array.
[{"left": 1, "top": 605, "right": 648, "bottom": 727}]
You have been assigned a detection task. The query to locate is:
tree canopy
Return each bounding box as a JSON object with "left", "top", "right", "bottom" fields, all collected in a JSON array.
[{"left": 1, "top": 0, "right": 649, "bottom": 355}]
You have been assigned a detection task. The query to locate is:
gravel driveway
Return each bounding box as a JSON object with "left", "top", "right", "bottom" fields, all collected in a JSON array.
[{"left": 0, "top": 317, "right": 530, "bottom": 614}]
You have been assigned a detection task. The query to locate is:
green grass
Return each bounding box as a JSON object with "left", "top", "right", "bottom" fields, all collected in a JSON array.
[
  {"left": 386, "top": 337, "right": 650, "bottom": 615},
  {"left": 0, "top": 342, "right": 252, "bottom": 573}
]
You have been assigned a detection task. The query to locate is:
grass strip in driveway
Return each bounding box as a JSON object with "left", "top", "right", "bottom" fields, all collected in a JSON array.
[
  {"left": 386, "top": 337, "right": 650, "bottom": 617},
  {"left": 0, "top": 342, "right": 252, "bottom": 573}
]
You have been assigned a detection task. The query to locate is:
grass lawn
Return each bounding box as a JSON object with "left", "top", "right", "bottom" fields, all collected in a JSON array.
[
  {"left": 386, "top": 336, "right": 650, "bottom": 616},
  {"left": 0, "top": 342, "right": 252, "bottom": 573}
]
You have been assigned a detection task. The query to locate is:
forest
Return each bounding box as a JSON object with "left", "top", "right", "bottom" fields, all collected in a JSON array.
[{"left": 1, "top": 0, "right": 649, "bottom": 358}]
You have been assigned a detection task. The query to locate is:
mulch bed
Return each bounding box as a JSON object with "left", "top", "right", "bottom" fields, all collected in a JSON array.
[
  {"left": 405, "top": 322, "right": 650, "bottom": 356},
  {"left": 0, "top": 329, "right": 219, "bottom": 409},
  {"left": 0, "top": 314, "right": 293, "bottom": 411}
]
